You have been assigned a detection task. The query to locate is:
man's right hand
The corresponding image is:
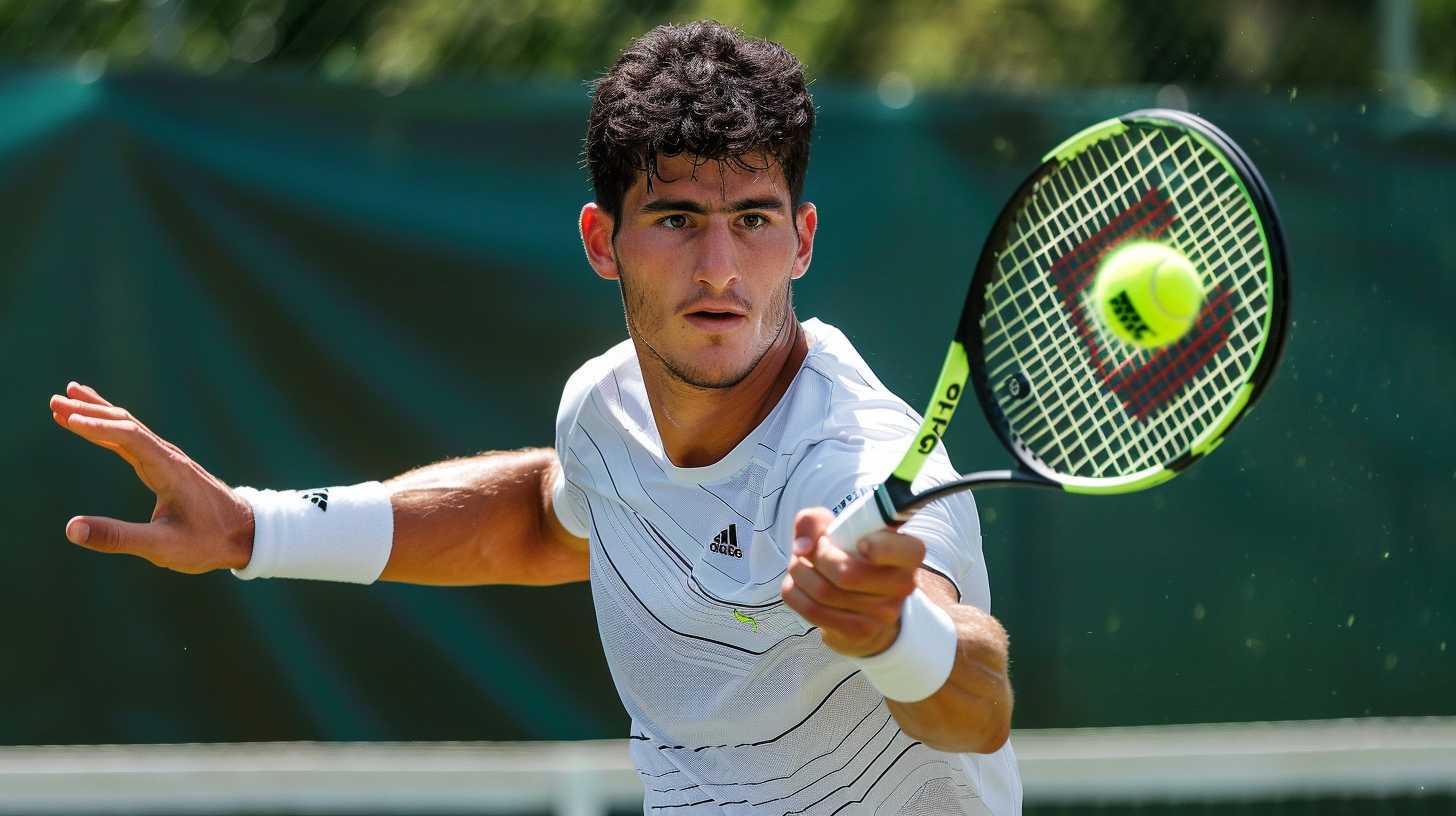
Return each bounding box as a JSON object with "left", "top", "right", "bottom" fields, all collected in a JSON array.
[{"left": 49, "top": 381, "right": 254, "bottom": 574}]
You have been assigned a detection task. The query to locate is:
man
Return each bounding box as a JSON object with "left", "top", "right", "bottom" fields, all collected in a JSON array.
[{"left": 49, "top": 21, "right": 1021, "bottom": 815}]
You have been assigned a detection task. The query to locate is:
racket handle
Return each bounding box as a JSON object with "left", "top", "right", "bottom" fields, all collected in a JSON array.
[{"left": 824, "top": 488, "right": 895, "bottom": 554}]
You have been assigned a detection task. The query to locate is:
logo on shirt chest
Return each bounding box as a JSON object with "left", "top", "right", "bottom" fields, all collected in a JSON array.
[{"left": 708, "top": 524, "right": 743, "bottom": 559}]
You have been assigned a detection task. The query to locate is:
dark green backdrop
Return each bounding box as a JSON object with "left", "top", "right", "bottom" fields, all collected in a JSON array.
[{"left": 2, "top": 68, "right": 1452, "bottom": 744}]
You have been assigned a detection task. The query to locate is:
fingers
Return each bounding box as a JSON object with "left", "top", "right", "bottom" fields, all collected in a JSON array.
[
  {"left": 50, "top": 381, "right": 123, "bottom": 432},
  {"left": 785, "top": 554, "right": 904, "bottom": 623},
  {"left": 66, "top": 514, "right": 170, "bottom": 560},
  {"left": 785, "top": 510, "right": 927, "bottom": 658},
  {"left": 781, "top": 576, "right": 903, "bottom": 658},
  {"left": 791, "top": 536, "right": 919, "bottom": 598},
  {"left": 854, "top": 529, "right": 926, "bottom": 569},
  {"left": 66, "top": 381, "right": 116, "bottom": 407},
  {"left": 781, "top": 582, "right": 893, "bottom": 645},
  {"left": 792, "top": 506, "right": 922, "bottom": 567},
  {"left": 51, "top": 380, "right": 128, "bottom": 439},
  {"left": 51, "top": 394, "right": 130, "bottom": 426},
  {"left": 57, "top": 413, "right": 179, "bottom": 494},
  {"left": 792, "top": 506, "right": 834, "bottom": 553}
]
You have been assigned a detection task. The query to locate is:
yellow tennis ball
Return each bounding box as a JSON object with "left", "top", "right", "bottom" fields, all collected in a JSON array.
[{"left": 1092, "top": 242, "right": 1204, "bottom": 349}]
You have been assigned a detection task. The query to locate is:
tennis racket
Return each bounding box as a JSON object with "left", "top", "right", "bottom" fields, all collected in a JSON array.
[{"left": 828, "top": 108, "right": 1290, "bottom": 550}]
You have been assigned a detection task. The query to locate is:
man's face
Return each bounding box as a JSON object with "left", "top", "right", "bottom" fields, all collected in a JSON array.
[{"left": 583, "top": 153, "right": 817, "bottom": 389}]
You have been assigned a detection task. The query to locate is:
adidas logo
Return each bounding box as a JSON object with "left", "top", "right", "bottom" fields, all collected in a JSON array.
[
  {"left": 708, "top": 524, "right": 742, "bottom": 559},
  {"left": 299, "top": 489, "right": 329, "bottom": 512}
]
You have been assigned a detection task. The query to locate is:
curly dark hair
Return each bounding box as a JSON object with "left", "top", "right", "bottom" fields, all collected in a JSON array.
[{"left": 584, "top": 21, "right": 816, "bottom": 226}]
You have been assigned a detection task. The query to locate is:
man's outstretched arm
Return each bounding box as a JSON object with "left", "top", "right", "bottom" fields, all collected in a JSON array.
[
  {"left": 49, "top": 381, "right": 587, "bottom": 586},
  {"left": 381, "top": 450, "right": 587, "bottom": 585}
]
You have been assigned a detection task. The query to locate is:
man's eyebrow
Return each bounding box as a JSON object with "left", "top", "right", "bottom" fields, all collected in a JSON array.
[
  {"left": 728, "top": 196, "right": 787, "bottom": 212},
  {"left": 639, "top": 196, "right": 786, "bottom": 214},
  {"left": 640, "top": 198, "right": 708, "bottom": 214}
]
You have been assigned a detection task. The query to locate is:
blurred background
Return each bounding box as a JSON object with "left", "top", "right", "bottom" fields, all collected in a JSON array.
[{"left": 1, "top": 0, "right": 1453, "bottom": 813}]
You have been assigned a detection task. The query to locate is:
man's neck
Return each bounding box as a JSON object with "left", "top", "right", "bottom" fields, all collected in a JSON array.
[{"left": 640, "top": 319, "right": 809, "bottom": 469}]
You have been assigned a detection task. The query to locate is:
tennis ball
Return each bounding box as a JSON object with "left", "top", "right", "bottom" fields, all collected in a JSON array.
[{"left": 1092, "top": 242, "right": 1204, "bottom": 349}]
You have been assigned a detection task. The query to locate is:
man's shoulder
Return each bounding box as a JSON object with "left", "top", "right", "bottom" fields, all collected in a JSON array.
[
  {"left": 788, "top": 320, "right": 961, "bottom": 484},
  {"left": 797, "top": 319, "right": 921, "bottom": 442},
  {"left": 555, "top": 338, "right": 636, "bottom": 436}
]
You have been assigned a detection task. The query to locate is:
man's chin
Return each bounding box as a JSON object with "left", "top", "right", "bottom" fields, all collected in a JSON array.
[
  {"left": 665, "top": 359, "right": 756, "bottom": 390},
  {"left": 658, "top": 344, "right": 762, "bottom": 389}
]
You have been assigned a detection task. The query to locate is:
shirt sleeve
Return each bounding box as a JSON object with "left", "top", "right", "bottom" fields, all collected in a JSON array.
[
  {"left": 550, "top": 467, "right": 590, "bottom": 540},
  {"left": 549, "top": 360, "right": 600, "bottom": 540},
  {"left": 898, "top": 467, "right": 984, "bottom": 607}
]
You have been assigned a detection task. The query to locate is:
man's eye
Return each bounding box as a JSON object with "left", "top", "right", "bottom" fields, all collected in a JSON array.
[
  {"left": 741, "top": 214, "right": 767, "bottom": 230},
  {"left": 660, "top": 214, "right": 689, "bottom": 229}
]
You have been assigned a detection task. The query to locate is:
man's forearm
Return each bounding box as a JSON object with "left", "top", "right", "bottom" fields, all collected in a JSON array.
[
  {"left": 886, "top": 595, "right": 1014, "bottom": 754},
  {"left": 378, "top": 448, "right": 589, "bottom": 586}
]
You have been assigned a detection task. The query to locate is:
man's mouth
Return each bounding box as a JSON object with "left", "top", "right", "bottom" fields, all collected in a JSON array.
[
  {"left": 681, "top": 300, "right": 751, "bottom": 332},
  {"left": 683, "top": 308, "right": 748, "bottom": 331}
]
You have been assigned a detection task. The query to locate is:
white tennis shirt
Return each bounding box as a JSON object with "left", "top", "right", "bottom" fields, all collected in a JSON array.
[{"left": 551, "top": 319, "right": 1022, "bottom": 815}]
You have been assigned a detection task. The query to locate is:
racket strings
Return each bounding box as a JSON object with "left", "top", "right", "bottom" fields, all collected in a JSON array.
[
  {"left": 1025, "top": 130, "right": 1263, "bottom": 475},
  {"left": 990, "top": 136, "right": 1200, "bottom": 383},
  {"left": 990, "top": 132, "right": 1215, "bottom": 471},
  {"left": 1049, "top": 138, "right": 1262, "bottom": 471},
  {"left": 1116, "top": 142, "right": 1268, "bottom": 459},
  {"left": 1017, "top": 162, "right": 1190, "bottom": 468},
  {"left": 1019, "top": 133, "right": 1257, "bottom": 475},
  {"left": 979, "top": 123, "right": 1272, "bottom": 480}
]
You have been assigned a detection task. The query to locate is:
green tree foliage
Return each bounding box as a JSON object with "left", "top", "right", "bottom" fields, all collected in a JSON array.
[{"left": 0, "top": 0, "right": 1451, "bottom": 93}]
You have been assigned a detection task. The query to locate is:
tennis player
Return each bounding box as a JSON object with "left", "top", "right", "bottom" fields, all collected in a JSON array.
[{"left": 50, "top": 21, "right": 1020, "bottom": 814}]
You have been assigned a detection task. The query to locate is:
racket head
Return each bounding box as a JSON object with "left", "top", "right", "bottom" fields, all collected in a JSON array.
[{"left": 960, "top": 109, "right": 1290, "bottom": 494}]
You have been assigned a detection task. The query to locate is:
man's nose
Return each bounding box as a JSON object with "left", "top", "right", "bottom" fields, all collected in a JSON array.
[{"left": 694, "top": 219, "right": 740, "bottom": 291}]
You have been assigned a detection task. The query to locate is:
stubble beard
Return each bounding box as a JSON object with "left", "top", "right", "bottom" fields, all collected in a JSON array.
[{"left": 617, "top": 261, "right": 794, "bottom": 390}]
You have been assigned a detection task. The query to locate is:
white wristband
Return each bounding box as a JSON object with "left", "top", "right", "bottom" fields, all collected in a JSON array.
[
  {"left": 855, "top": 588, "right": 958, "bottom": 702},
  {"left": 231, "top": 482, "right": 394, "bottom": 584}
]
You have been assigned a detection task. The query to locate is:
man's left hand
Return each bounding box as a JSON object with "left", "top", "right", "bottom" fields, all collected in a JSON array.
[{"left": 781, "top": 506, "right": 925, "bottom": 658}]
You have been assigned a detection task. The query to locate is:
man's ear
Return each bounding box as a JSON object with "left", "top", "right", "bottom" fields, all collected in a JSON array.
[
  {"left": 790, "top": 202, "right": 817, "bottom": 281},
  {"left": 580, "top": 203, "right": 620, "bottom": 281}
]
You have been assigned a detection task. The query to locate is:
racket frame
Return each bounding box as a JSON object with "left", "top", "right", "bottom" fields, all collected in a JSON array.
[{"left": 881, "top": 109, "right": 1289, "bottom": 518}]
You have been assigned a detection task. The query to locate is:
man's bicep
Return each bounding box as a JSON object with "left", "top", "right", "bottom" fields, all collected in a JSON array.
[{"left": 381, "top": 448, "right": 585, "bottom": 586}]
